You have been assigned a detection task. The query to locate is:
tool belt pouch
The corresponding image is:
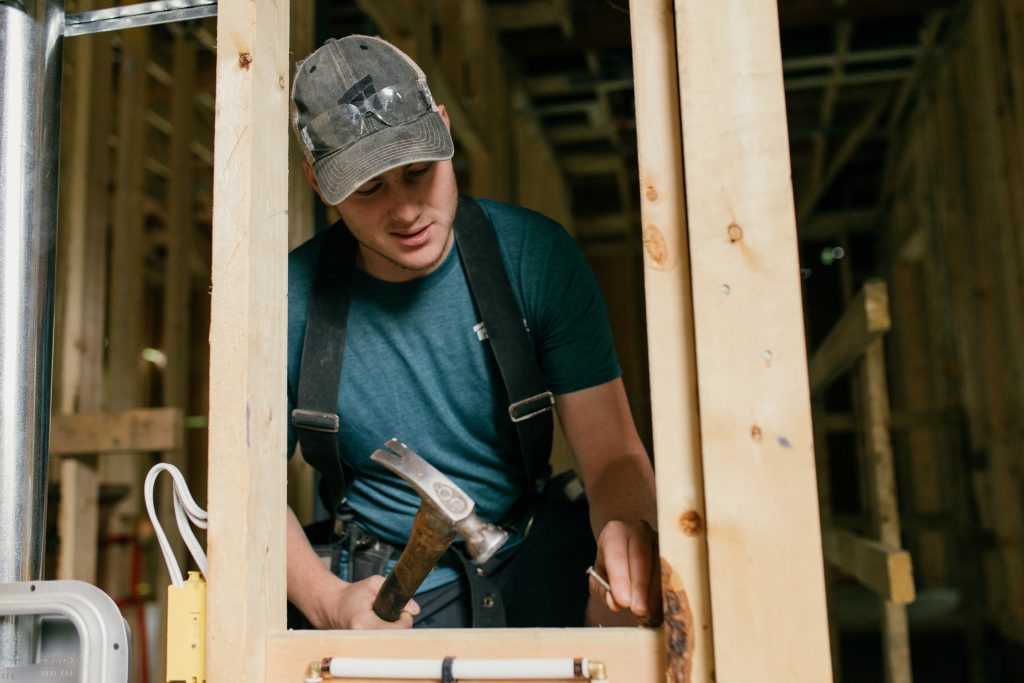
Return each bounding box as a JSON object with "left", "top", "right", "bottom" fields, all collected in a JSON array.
[
  {"left": 312, "top": 517, "right": 395, "bottom": 582},
  {"left": 496, "top": 470, "right": 595, "bottom": 627}
]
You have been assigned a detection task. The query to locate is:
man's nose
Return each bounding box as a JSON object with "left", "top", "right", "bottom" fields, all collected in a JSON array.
[{"left": 388, "top": 184, "right": 420, "bottom": 225}]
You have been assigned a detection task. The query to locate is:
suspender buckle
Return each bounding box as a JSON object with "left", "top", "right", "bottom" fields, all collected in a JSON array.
[
  {"left": 291, "top": 408, "right": 340, "bottom": 433},
  {"left": 508, "top": 391, "right": 554, "bottom": 423}
]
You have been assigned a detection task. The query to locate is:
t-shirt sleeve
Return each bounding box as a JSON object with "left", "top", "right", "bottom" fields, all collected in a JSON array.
[{"left": 489, "top": 203, "right": 622, "bottom": 394}]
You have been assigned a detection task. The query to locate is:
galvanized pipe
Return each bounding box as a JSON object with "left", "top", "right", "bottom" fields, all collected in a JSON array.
[{"left": 0, "top": 0, "right": 65, "bottom": 665}]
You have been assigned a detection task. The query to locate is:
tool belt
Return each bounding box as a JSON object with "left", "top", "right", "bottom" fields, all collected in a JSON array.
[{"left": 287, "top": 470, "right": 593, "bottom": 630}]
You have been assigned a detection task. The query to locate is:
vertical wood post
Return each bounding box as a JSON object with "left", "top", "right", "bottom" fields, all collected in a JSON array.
[
  {"left": 628, "top": 1, "right": 712, "bottom": 680},
  {"left": 672, "top": 0, "right": 833, "bottom": 679},
  {"left": 207, "top": 0, "right": 290, "bottom": 679},
  {"left": 102, "top": 27, "right": 149, "bottom": 605},
  {"left": 858, "top": 339, "right": 912, "bottom": 683},
  {"left": 55, "top": 19, "right": 113, "bottom": 584}
]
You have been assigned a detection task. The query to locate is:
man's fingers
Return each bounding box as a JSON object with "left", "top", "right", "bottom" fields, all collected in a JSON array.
[
  {"left": 596, "top": 522, "right": 635, "bottom": 610},
  {"left": 627, "top": 526, "right": 655, "bottom": 616}
]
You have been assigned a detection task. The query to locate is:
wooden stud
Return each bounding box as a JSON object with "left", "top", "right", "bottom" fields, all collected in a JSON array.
[
  {"left": 54, "top": 12, "right": 114, "bottom": 584},
  {"left": 206, "top": 0, "right": 290, "bottom": 679},
  {"left": 628, "top": 0, "right": 712, "bottom": 680},
  {"left": 286, "top": 0, "right": 318, "bottom": 523},
  {"left": 955, "top": 9, "right": 1024, "bottom": 624},
  {"left": 857, "top": 339, "right": 912, "bottom": 683},
  {"left": 50, "top": 408, "right": 184, "bottom": 455},
  {"left": 672, "top": 0, "right": 832, "bottom": 678},
  {"left": 821, "top": 527, "right": 915, "bottom": 604},
  {"left": 808, "top": 281, "right": 891, "bottom": 395},
  {"left": 161, "top": 25, "right": 199, "bottom": 542},
  {"left": 102, "top": 27, "right": 151, "bottom": 608},
  {"left": 267, "top": 629, "right": 664, "bottom": 682}
]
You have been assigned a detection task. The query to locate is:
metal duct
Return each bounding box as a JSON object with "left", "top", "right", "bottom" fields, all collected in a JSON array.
[{"left": 0, "top": 0, "right": 65, "bottom": 665}]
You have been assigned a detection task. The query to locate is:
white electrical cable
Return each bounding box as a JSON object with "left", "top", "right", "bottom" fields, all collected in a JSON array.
[
  {"left": 326, "top": 657, "right": 595, "bottom": 680},
  {"left": 144, "top": 463, "right": 208, "bottom": 586}
]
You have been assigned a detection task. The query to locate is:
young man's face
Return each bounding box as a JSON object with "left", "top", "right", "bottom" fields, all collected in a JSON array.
[{"left": 334, "top": 158, "right": 459, "bottom": 282}]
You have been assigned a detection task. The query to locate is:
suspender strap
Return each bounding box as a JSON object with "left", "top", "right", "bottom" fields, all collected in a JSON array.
[
  {"left": 292, "top": 221, "right": 358, "bottom": 511},
  {"left": 292, "top": 195, "right": 554, "bottom": 511},
  {"left": 453, "top": 195, "right": 554, "bottom": 488}
]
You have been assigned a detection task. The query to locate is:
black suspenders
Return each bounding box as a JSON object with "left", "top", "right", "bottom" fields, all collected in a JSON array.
[{"left": 291, "top": 195, "right": 554, "bottom": 512}]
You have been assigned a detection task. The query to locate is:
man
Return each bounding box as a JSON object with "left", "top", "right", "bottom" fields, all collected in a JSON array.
[{"left": 285, "top": 34, "right": 659, "bottom": 630}]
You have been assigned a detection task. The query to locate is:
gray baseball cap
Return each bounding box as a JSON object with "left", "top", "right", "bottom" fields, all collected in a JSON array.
[{"left": 291, "top": 35, "right": 455, "bottom": 205}]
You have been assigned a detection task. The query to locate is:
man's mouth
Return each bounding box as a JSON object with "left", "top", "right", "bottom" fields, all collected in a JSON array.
[{"left": 392, "top": 224, "right": 431, "bottom": 245}]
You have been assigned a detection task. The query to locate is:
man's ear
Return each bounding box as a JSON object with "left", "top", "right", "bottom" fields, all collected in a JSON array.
[
  {"left": 302, "top": 159, "right": 330, "bottom": 205},
  {"left": 437, "top": 103, "right": 451, "bottom": 130}
]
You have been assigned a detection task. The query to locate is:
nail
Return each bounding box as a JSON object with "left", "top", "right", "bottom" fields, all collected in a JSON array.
[{"left": 586, "top": 566, "right": 611, "bottom": 593}]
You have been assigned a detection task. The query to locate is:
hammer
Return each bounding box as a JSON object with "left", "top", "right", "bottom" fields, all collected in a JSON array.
[{"left": 370, "top": 438, "right": 509, "bottom": 622}]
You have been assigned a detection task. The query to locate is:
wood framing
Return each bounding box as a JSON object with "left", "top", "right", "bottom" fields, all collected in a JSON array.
[
  {"left": 268, "top": 630, "right": 663, "bottom": 681},
  {"left": 204, "top": 0, "right": 833, "bottom": 680},
  {"left": 808, "top": 280, "right": 890, "bottom": 394},
  {"left": 54, "top": 7, "right": 113, "bottom": 584},
  {"left": 672, "top": 0, "right": 832, "bottom": 679},
  {"left": 822, "top": 527, "right": 915, "bottom": 604},
  {"left": 50, "top": 408, "right": 183, "bottom": 455},
  {"left": 629, "top": 0, "right": 712, "bottom": 679},
  {"left": 206, "top": 0, "right": 290, "bottom": 680}
]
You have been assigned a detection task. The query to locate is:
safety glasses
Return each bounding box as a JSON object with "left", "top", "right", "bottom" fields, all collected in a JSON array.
[{"left": 300, "top": 80, "right": 438, "bottom": 161}]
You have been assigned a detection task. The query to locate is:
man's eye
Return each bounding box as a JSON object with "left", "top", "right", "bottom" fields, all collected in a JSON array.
[
  {"left": 354, "top": 183, "right": 382, "bottom": 196},
  {"left": 407, "top": 164, "right": 431, "bottom": 178}
]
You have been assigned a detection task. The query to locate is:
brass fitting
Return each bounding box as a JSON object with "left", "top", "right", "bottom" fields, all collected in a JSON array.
[
  {"left": 303, "top": 660, "right": 324, "bottom": 682},
  {"left": 588, "top": 659, "right": 609, "bottom": 682}
]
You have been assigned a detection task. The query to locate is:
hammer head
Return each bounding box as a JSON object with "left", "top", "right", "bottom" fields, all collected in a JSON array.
[{"left": 371, "top": 438, "right": 508, "bottom": 564}]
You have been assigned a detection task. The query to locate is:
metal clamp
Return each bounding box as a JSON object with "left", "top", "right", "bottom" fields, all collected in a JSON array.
[
  {"left": 508, "top": 391, "right": 554, "bottom": 423},
  {"left": 291, "top": 408, "right": 340, "bottom": 433}
]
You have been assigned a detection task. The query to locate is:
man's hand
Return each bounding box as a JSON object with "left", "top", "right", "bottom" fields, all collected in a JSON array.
[
  {"left": 287, "top": 506, "right": 420, "bottom": 629},
  {"left": 554, "top": 379, "right": 662, "bottom": 626},
  {"left": 591, "top": 519, "right": 661, "bottom": 624},
  {"left": 309, "top": 575, "right": 420, "bottom": 630}
]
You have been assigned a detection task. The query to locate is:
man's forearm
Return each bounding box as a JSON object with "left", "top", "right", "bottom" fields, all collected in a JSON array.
[
  {"left": 286, "top": 506, "right": 343, "bottom": 628},
  {"left": 585, "top": 452, "right": 658, "bottom": 537}
]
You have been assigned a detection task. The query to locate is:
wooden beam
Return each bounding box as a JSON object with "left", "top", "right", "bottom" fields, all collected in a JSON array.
[
  {"left": 488, "top": 0, "right": 573, "bottom": 36},
  {"left": 672, "top": 0, "right": 832, "bottom": 678},
  {"left": 54, "top": 2, "right": 113, "bottom": 584},
  {"left": 102, "top": 29, "right": 151, "bottom": 611},
  {"left": 859, "top": 338, "right": 913, "bottom": 683},
  {"left": 206, "top": 0, "right": 290, "bottom": 679},
  {"left": 808, "top": 281, "right": 891, "bottom": 395},
  {"left": 797, "top": 94, "right": 890, "bottom": 224},
  {"left": 267, "top": 628, "right": 663, "bottom": 681},
  {"left": 50, "top": 408, "right": 184, "bottom": 455},
  {"left": 799, "top": 208, "right": 879, "bottom": 240},
  {"left": 798, "top": 21, "right": 851, "bottom": 221},
  {"left": 630, "top": 0, "right": 711, "bottom": 679},
  {"left": 822, "top": 527, "right": 915, "bottom": 604}
]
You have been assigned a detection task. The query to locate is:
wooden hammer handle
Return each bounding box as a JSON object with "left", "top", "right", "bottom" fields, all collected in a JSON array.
[{"left": 372, "top": 506, "right": 456, "bottom": 621}]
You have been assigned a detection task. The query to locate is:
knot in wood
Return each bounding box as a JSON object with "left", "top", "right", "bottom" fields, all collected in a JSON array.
[
  {"left": 239, "top": 52, "right": 253, "bottom": 69},
  {"left": 643, "top": 224, "right": 668, "bottom": 265},
  {"left": 678, "top": 510, "right": 703, "bottom": 536},
  {"left": 727, "top": 223, "right": 743, "bottom": 243},
  {"left": 751, "top": 425, "right": 763, "bottom": 441}
]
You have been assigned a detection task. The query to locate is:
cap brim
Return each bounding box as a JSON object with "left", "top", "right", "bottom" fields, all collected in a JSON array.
[{"left": 312, "top": 112, "right": 455, "bottom": 205}]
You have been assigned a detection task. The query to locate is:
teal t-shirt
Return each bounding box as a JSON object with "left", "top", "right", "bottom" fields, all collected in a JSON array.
[{"left": 287, "top": 198, "right": 620, "bottom": 591}]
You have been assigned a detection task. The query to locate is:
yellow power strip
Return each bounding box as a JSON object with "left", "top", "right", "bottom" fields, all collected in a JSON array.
[{"left": 166, "top": 571, "right": 206, "bottom": 683}]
